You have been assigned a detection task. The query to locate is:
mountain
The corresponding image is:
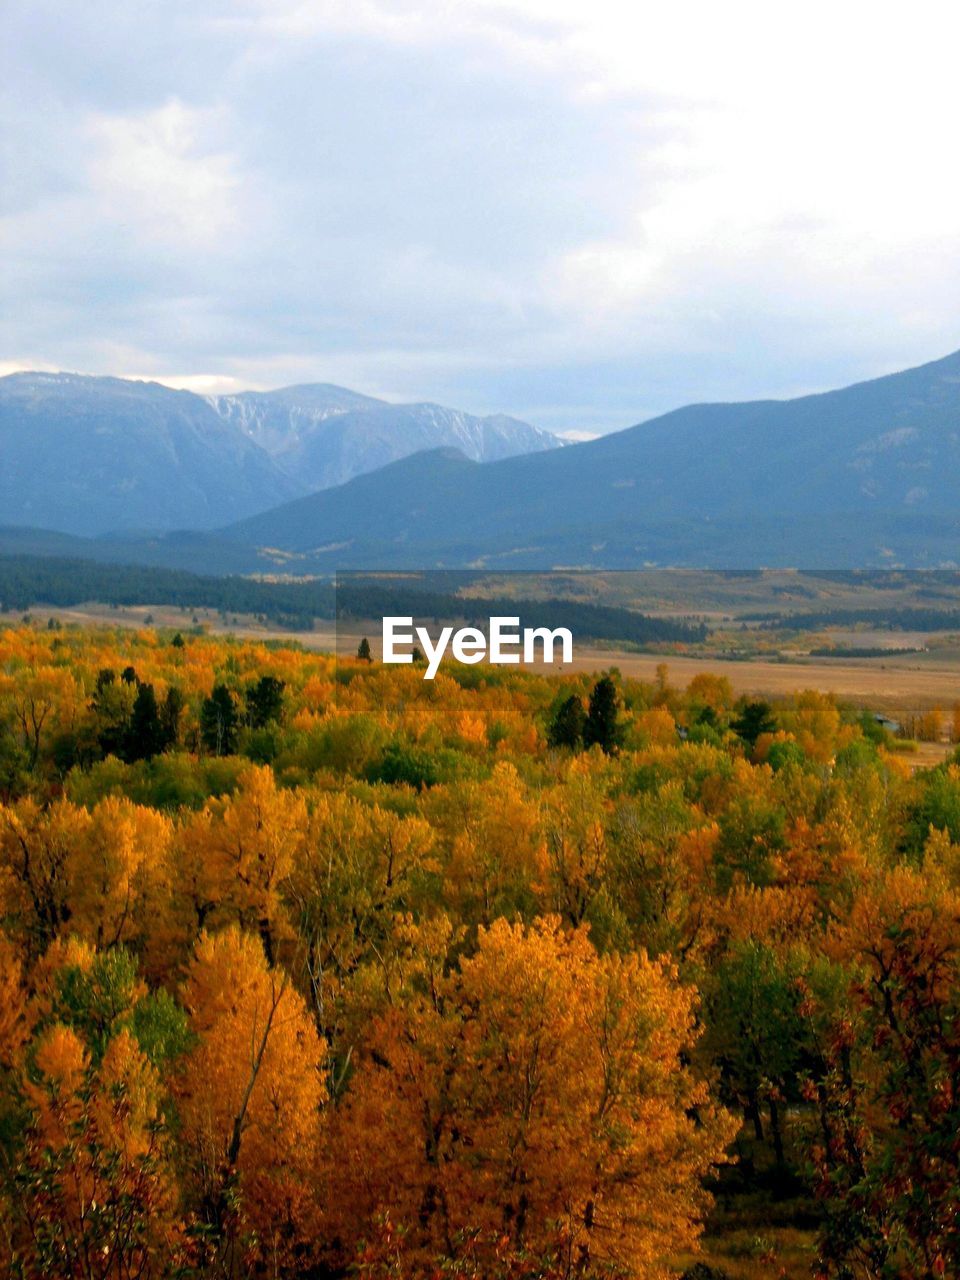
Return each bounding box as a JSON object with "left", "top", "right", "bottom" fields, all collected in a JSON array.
[
  {"left": 207, "top": 384, "right": 560, "bottom": 490},
  {"left": 0, "top": 372, "right": 559, "bottom": 537},
  {"left": 221, "top": 349, "right": 960, "bottom": 568},
  {"left": 0, "top": 372, "right": 304, "bottom": 536},
  {"left": 7, "top": 350, "right": 960, "bottom": 570},
  {"left": 206, "top": 384, "right": 383, "bottom": 455}
]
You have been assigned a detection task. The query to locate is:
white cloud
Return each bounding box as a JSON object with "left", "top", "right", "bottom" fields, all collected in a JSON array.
[
  {"left": 4, "top": 0, "right": 960, "bottom": 431},
  {"left": 85, "top": 99, "right": 243, "bottom": 248},
  {"left": 118, "top": 372, "right": 258, "bottom": 394}
]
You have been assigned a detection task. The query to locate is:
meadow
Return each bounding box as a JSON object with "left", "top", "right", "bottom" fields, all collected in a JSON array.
[{"left": 1, "top": 621, "right": 960, "bottom": 1278}]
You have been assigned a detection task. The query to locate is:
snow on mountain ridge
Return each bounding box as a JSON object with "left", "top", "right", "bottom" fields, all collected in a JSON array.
[{"left": 205, "top": 384, "right": 561, "bottom": 491}]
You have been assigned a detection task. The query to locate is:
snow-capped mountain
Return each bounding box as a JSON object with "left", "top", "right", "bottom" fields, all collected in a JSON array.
[{"left": 207, "top": 385, "right": 561, "bottom": 491}]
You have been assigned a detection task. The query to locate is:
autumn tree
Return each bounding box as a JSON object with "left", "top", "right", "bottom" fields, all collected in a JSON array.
[
  {"left": 811, "top": 868, "right": 960, "bottom": 1278},
  {"left": 175, "top": 764, "right": 306, "bottom": 964},
  {"left": 541, "top": 759, "right": 611, "bottom": 926},
  {"left": 430, "top": 761, "right": 546, "bottom": 926},
  {"left": 288, "top": 791, "right": 437, "bottom": 1052},
  {"left": 8, "top": 946, "right": 189, "bottom": 1279},
  {"left": 0, "top": 797, "right": 89, "bottom": 956},
  {"left": 0, "top": 666, "right": 76, "bottom": 771},
  {"left": 331, "top": 916, "right": 733, "bottom": 1279},
  {"left": 608, "top": 780, "right": 708, "bottom": 957},
  {"left": 177, "top": 927, "right": 327, "bottom": 1273}
]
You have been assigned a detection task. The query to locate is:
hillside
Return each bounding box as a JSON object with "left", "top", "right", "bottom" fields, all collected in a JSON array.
[{"left": 221, "top": 349, "right": 960, "bottom": 568}]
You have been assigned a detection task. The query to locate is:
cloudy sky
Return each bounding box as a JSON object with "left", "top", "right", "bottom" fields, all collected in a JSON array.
[{"left": 3, "top": 0, "right": 960, "bottom": 435}]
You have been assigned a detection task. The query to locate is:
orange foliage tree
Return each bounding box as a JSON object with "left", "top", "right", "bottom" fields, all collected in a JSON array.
[{"left": 332, "top": 915, "right": 734, "bottom": 1279}]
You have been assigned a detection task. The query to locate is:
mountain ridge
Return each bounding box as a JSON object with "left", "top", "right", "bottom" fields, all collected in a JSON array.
[
  {"left": 5, "top": 349, "right": 960, "bottom": 568},
  {"left": 206, "top": 384, "right": 559, "bottom": 490},
  {"left": 218, "top": 347, "right": 960, "bottom": 568},
  {"left": 0, "top": 371, "right": 558, "bottom": 536}
]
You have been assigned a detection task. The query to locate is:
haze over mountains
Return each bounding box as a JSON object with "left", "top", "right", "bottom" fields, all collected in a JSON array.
[
  {"left": 0, "top": 372, "right": 559, "bottom": 536},
  {"left": 2, "top": 350, "right": 960, "bottom": 568}
]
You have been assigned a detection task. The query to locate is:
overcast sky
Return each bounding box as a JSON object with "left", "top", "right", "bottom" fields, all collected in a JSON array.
[{"left": 3, "top": 0, "right": 960, "bottom": 435}]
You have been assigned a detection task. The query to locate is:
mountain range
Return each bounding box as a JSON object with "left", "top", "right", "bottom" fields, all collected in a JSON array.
[
  {"left": 0, "top": 372, "right": 559, "bottom": 536},
  {"left": 2, "top": 349, "right": 960, "bottom": 569},
  {"left": 218, "top": 347, "right": 960, "bottom": 569}
]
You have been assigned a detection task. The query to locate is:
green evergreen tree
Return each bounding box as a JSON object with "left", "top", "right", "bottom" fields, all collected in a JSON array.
[
  {"left": 731, "top": 699, "right": 777, "bottom": 748},
  {"left": 357, "top": 636, "right": 372, "bottom": 662},
  {"left": 126, "top": 681, "right": 165, "bottom": 762},
  {"left": 547, "top": 694, "right": 586, "bottom": 750},
  {"left": 246, "top": 675, "right": 286, "bottom": 728},
  {"left": 200, "top": 683, "right": 238, "bottom": 757},
  {"left": 160, "top": 686, "right": 184, "bottom": 750},
  {"left": 583, "top": 675, "right": 623, "bottom": 755}
]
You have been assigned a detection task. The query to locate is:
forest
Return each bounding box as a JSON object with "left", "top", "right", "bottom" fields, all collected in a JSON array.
[
  {"left": 1, "top": 622, "right": 960, "bottom": 1279},
  {"left": 0, "top": 556, "right": 705, "bottom": 647}
]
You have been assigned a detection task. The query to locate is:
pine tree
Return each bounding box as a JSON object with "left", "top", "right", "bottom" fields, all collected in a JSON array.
[
  {"left": 357, "top": 637, "right": 372, "bottom": 662},
  {"left": 584, "top": 675, "right": 623, "bottom": 754},
  {"left": 160, "top": 686, "right": 184, "bottom": 750},
  {"left": 547, "top": 694, "right": 586, "bottom": 750},
  {"left": 731, "top": 699, "right": 776, "bottom": 748},
  {"left": 200, "top": 684, "right": 238, "bottom": 757},
  {"left": 246, "top": 675, "right": 286, "bottom": 728},
  {"left": 126, "top": 682, "right": 164, "bottom": 762}
]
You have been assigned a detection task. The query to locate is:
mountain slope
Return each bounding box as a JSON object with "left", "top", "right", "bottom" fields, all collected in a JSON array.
[
  {"left": 207, "top": 385, "right": 560, "bottom": 489},
  {"left": 0, "top": 373, "right": 304, "bottom": 536},
  {"left": 207, "top": 384, "right": 384, "bottom": 455},
  {"left": 222, "top": 349, "right": 960, "bottom": 568}
]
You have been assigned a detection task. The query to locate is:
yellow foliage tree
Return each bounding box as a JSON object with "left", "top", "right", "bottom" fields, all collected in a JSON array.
[
  {"left": 177, "top": 927, "right": 328, "bottom": 1272},
  {"left": 332, "top": 915, "right": 733, "bottom": 1279}
]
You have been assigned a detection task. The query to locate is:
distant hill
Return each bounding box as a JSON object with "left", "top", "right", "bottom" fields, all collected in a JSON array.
[
  {"left": 0, "top": 373, "right": 303, "bottom": 536},
  {"left": 0, "top": 372, "right": 558, "bottom": 537},
  {"left": 220, "top": 349, "right": 960, "bottom": 568},
  {"left": 207, "top": 384, "right": 559, "bottom": 490}
]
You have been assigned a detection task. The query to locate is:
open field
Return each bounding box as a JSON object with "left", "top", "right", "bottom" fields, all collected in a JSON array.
[{"left": 567, "top": 646, "right": 960, "bottom": 710}]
